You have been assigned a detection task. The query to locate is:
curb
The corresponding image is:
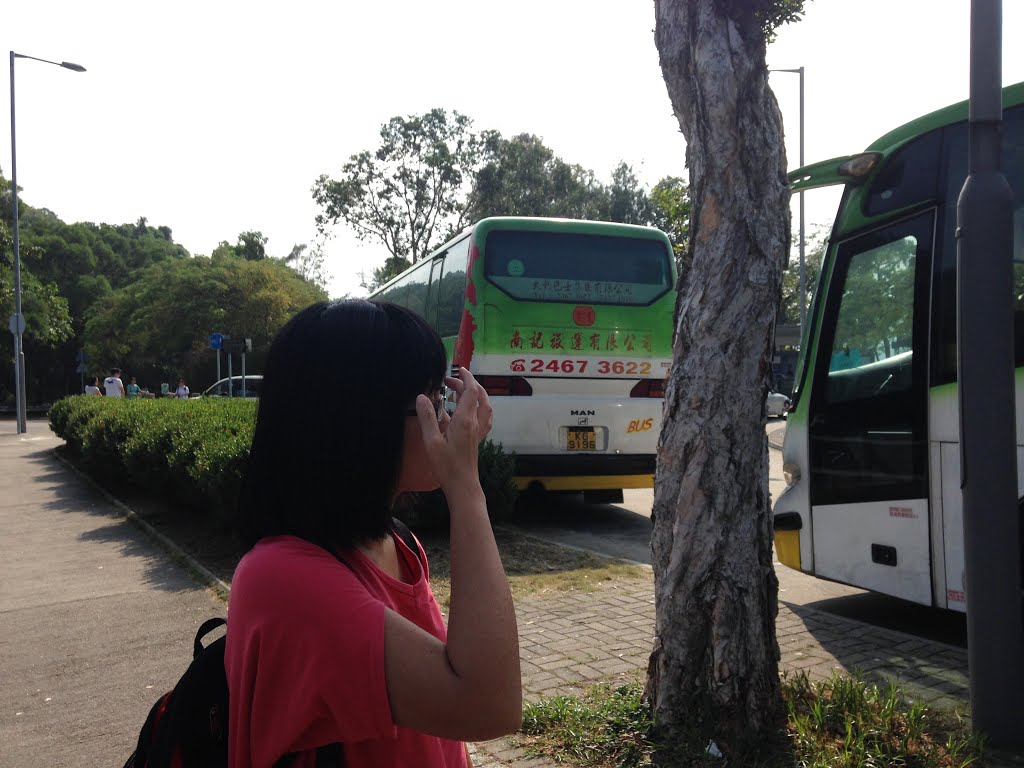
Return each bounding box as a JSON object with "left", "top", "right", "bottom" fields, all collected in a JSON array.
[{"left": 51, "top": 449, "right": 232, "bottom": 599}]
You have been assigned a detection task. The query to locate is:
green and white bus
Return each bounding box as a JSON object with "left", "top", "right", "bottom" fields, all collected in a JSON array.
[
  {"left": 773, "top": 82, "right": 1024, "bottom": 611},
  {"left": 370, "top": 217, "right": 677, "bottom": 500}
]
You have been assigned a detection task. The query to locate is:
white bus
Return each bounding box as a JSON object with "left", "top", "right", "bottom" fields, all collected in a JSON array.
[
  {"left": 370, "top": 217, "right": 677, "bottom": 502},
  {"left": 773, "top": 81, "right": 1024, "bottom": 611}
]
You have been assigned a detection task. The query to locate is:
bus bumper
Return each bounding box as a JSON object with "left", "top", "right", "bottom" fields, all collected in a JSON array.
[
  {"left": 514, "top": 473, "right": 654, "bottom": 492},
  {"left": 512, "top": 454, "right": 656, "bottom": 492},
  {"left": 773, "top": 511, "right": 803, "bottom": 571}
]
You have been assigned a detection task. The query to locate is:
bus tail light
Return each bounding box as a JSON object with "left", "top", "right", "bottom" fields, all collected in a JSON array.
[
  {"left": 477, "top": 376, "right": 533, "bottom": 396},
  {"left": 629, "top": 379, "right": 666, "bottom": 398}
]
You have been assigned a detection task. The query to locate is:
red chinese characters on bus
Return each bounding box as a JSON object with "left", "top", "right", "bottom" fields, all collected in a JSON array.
[{"left": 506, "top": 329, "right": 655, "bottom": 356}]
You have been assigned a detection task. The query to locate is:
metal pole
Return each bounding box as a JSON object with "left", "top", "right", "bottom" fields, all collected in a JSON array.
[
  {"left": 798, "top": 66, "right": 806, "bottom": 332},
  {"left": 241, "top": 352, "right": 246, "bottom": 397},
  {"left": 769, "top": 66, "right": 807, "bottom": 332},
  {"left": 227, "top": 353, "right": 232, "bottom": 397},
  {"left": 10, "top": 52, "right": 26, "bottom": 434},
  {"left": 216, "top": 348, "right": 221, "bottom": 384},
  {"left": 957, "top": 0, "right": 1024, "bottom": 749},
  {"left": 8, "top": 52, "right": 84, "bottom": 432}
]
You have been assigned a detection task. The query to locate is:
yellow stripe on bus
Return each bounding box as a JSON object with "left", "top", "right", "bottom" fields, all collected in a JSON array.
[{"left": 514, "top": 474, "right": 654, "bottom": 492}]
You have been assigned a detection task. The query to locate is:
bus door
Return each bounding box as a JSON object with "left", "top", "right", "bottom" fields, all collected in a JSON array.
[{"left": 807, "top": 212, "right": 934, "bottom": 605}]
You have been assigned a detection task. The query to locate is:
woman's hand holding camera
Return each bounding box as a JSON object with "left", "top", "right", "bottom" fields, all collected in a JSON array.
[{"left": 415, "top": 367, "right": 493, "bottom": 495}]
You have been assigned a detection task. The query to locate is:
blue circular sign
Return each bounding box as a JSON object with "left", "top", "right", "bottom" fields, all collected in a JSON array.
[{"left": 209, "top": 332, "right": 224, "bottom": 350}]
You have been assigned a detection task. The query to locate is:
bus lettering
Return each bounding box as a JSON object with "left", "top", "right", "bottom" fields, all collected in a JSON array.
[{"left": 627, "top": 418, "right": 654, "bottom": 434}]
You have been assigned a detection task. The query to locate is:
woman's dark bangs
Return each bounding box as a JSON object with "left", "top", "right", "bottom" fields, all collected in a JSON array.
[{"left": 376, "top": 302, "right": 447, "bottom": 397}]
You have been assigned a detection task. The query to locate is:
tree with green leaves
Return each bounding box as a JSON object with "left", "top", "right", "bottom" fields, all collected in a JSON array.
[
  {"left": 647, "top": 0, "right": 806, "bottom": 759},
  {"left": 313, "top": 109, "right": 485, "bottom": 265},
  {"left": 648, "top": 175, "right": 691, "bottom": 276},
  {"left": 780, "top": 225, "right": 826, "bottom": 325},
  {"left": 281, "top": 241, "right": 328, "bottom": 289},
  {"left": 212, "top": 231, "right": 270, "bottom": 262},
  {"left": 84, "top": 252, "right": 327, "bottom": 392},
  {"left": 464, "top": 132, "right": 613, "bottom": 222},
  {"left": 314, "top": 114, "right": 693, "bottom": 292}
]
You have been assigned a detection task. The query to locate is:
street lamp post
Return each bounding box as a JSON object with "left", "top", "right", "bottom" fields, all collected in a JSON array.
[
  {"left": 9, "top": 51, "right": 85, "bottom": 434},
  {"left": 769, "top": 66, "right": 806, "bottom": 331}
]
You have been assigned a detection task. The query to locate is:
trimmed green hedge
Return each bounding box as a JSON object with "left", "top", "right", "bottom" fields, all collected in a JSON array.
[
  {"left": 49, "top": 396, "right": 517, "bottom": 529},
  {"left": 49, "top": 396, "right": 255, "bottom": 525}
]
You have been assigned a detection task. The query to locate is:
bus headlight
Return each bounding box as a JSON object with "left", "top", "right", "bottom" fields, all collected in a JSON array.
[{"left": 783, "top": 462, "right": 801, "bottom": 486}]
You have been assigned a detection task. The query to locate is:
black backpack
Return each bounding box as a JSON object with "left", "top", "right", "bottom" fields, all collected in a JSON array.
[{"left": 124, "top": 520, "right": 422, "bottom": 768}]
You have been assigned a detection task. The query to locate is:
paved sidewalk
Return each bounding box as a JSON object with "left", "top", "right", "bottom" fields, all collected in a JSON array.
[
  {"left": 1, "top": 420, "right": 971, "bottom": 768},
  {"left": 0, "top": 422, "right": 228, "bottom": 767}
]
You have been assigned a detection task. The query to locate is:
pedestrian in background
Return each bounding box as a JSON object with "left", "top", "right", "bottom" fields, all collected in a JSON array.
[
  {"left": 174, "top": 379, "right": 190, "bottom": 399},
  {"left": 104, "top": 368, "right": 125, "bottom": 397},
  {"left": 84, "top": 377, "right": 101, "bottom": 396},
  {"left": 126, "top": 376, "right": 142, "bottom": 400}
]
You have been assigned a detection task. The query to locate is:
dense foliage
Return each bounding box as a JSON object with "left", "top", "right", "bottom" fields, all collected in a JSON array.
[
  {"left": 49, "top": 396, "right": 517, "bottom": 529},
  {"left": 84, "top": 254, "right": 326, "bottom": 395},
  {"left": 1, "top": 170, "right": 326, "bottom": 408}
]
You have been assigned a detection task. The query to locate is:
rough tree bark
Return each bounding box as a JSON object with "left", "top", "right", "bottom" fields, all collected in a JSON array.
[{"left": 646, "top": 0, "right": 791, "bottom": 756}]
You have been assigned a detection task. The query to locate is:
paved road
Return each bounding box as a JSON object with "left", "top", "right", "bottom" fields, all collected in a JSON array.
[{"left": 507, "top": 420, "right": 969, "bottom": 648}]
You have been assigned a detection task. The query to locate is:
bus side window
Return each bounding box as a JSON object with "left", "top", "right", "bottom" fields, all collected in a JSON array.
[
  {"left": 378, "top": 278, "right": 408, "bottom": 307},
  {"left": 826, "top": 236, "right": 918, "bottom": 404},
  {"left": 437, "top": 238, "right": 470, "bottom": 338},
  {"left": 404, "top": 261, "right": 431, "bottom": 320},
  {"left": 424, "top": 258, "right": 443, "bottom": 329}
]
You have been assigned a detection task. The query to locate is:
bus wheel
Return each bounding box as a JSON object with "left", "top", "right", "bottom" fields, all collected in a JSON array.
[{"left": 583, "top": 489, "right": 624, "bottom": 505}]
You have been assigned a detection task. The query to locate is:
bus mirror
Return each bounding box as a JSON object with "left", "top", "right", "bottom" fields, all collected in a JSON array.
[{"left": 839, "top": 152, "right": 882, "bottom": 179}]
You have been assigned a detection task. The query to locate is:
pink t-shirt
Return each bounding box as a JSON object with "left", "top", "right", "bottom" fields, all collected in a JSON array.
[{"left": 225, "top": 534, "right": 467, "bottom": 768}]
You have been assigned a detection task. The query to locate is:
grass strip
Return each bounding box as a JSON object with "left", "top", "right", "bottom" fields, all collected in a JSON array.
[{"left": 518, "top": 672, "right": 984, "bottom": 768}]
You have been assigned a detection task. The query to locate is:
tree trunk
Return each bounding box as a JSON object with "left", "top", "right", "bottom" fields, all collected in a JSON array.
[{"left": 647, "top": 0, "right": 789, "bottom": 756}]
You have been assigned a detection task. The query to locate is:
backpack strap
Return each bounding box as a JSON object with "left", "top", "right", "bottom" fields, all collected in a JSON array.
[
  {"left": 390, "top": 517, "right": 424, "bottom": 567},
  {"left": 193, "top": 617, "right": 227, "bottom": 658}
]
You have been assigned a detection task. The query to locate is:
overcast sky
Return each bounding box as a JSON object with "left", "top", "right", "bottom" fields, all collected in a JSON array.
[{"left": 5, "top": 1, "right": 1024, "bottom": 297}]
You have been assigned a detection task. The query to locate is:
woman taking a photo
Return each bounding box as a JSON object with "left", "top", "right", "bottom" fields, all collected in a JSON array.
[{"left": 226, "top": 300, "right": 521, "bottom": 767}]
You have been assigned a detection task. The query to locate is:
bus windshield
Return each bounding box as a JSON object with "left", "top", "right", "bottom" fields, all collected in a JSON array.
[{"left": 483, "top": 230, "right": 672, "bottom": 306}]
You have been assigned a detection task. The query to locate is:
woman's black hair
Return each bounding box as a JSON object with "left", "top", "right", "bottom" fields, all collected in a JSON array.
[{"left": 237, "top": 300, "right": 447, "bottom": 551}]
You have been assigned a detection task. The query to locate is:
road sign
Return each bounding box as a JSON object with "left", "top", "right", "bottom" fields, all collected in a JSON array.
[
  {"left": 209, "top": 332, "right": 224, "bottom": 350},
  {"left": 223, "top": 337, "right": 252, "bottom": 354},
  {"left": 8, "top": 313, "right": 25, "bottom": 335}
]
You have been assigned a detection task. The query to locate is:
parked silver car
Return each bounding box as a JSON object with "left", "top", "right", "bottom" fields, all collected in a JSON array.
[
  {"left": 197, "top": 375, "right": 263, "bottom": 398},
  {"left": 766, "top": 391, "right": 791, "bottom": 418}
]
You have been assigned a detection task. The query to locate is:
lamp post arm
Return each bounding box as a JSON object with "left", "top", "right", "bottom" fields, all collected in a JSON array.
[{"left": 12, "top": 52, "right": 86, "bottom": 72}]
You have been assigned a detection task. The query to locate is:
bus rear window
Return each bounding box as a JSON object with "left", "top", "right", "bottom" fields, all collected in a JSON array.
[{"left": 483, "top": 230, "right": 672, "bottom": 306}]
